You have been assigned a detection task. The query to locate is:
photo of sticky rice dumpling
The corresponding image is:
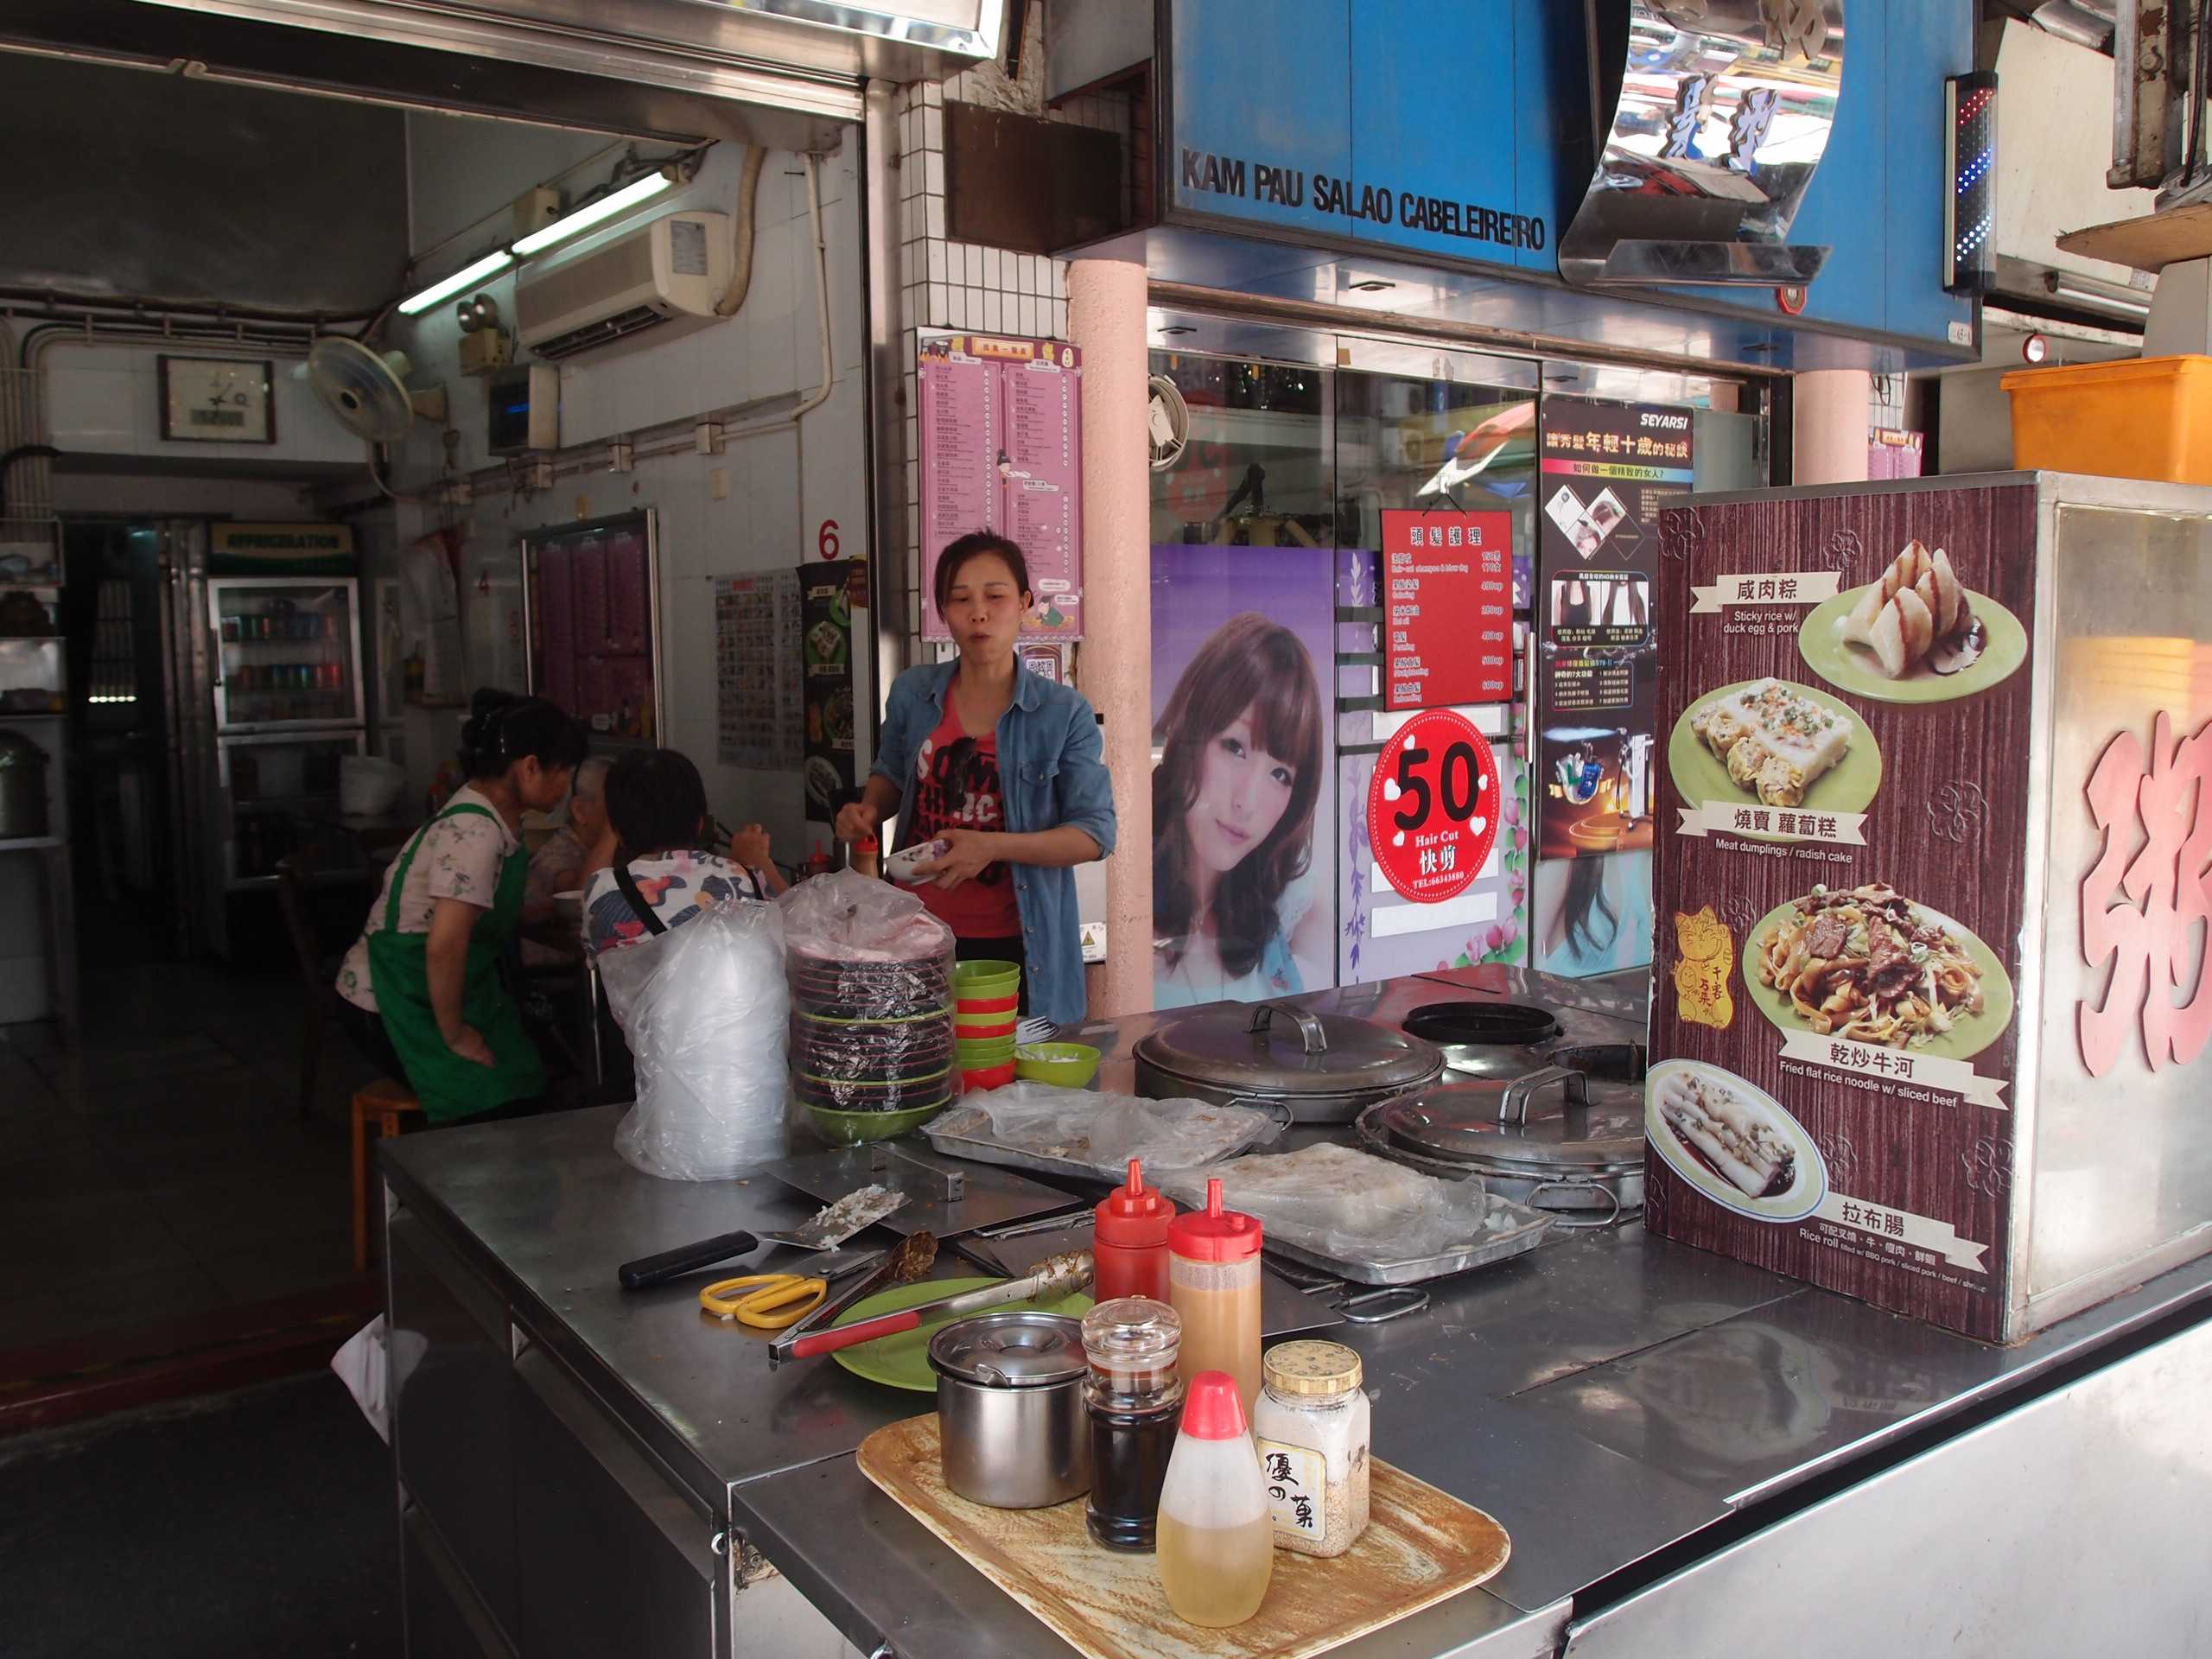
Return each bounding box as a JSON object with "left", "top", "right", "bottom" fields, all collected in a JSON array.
[
  {"left": 1688, "top": 678, "right": 1852, "bottom": 809},
  {"left": 1838, "top": 539, "right": 1983, "bottom": 679},
  {"left": 1656, "top": 1070, "right": 1796, "bottom": 1200}
]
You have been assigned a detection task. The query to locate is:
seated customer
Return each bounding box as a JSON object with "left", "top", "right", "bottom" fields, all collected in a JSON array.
[
  {"left": 581, "top": 747, "right": 778, "bottom": 957},
  {"left": 524, "top": 753, "right": 609, "bottom": 923}
]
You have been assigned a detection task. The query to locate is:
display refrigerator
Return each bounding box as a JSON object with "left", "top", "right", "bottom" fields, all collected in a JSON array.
[{"left": 166, "top": 523, "right": 372, "bottom": 957}]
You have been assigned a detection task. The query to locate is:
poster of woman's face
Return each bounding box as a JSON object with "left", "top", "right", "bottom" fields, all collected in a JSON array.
[{"left": 1150, "top": 545, "right": 1337, "bottom": 1010}]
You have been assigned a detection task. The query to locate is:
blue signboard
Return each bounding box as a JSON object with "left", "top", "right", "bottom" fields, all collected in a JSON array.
[{"left": 1165, "top": 0, "right": 1972, "bottom": 358}]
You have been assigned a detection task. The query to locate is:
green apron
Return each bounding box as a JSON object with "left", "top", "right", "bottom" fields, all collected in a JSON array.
[{"left": 367, "top": 802, "right": 544, "bottom": 1122}]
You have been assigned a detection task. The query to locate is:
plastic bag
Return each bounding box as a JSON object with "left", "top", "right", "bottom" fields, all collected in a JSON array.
[
  {"left": 612, "top": 899, "right": 791, "bottom": 1179},
  {"left": 781, "top": 872, "right": 956, "bottom": 1116},
  {"left": 1160, "top": 1143, "right": 1495, "bottom": 1265},
  {"left": 938, "top": 1080, "right": 1282, "bottom": 1174}
]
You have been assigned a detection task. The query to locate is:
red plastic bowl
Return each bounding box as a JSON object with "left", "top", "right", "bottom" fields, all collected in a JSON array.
[
  {"left": 962, "top": 1063, "right": 1018, "bottom": 1091},
  {"left": 957, "top": 993, "right": 1020, "bottom": 1015},
  {"left": 955, "top": 1017, "right": 1017, "bottom": 1039}
]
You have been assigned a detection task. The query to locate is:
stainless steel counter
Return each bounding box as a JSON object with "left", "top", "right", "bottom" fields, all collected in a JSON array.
[{"left": 379, "top": 970, "right": 2212, "bottom": 1659}]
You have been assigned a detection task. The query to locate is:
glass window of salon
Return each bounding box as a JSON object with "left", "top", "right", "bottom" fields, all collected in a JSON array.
[{"left": 838, "top": 533, "right": 1116, "bottom": 1027}]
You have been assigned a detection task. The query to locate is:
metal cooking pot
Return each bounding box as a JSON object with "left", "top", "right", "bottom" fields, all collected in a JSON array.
[
  {"left": 928, "top": 1311, "right": 1090, "bottom": 1509},
  {"left": 1133, "top": 1000, "right": 1444, "bottom": 1124},
  {"left": 0, "top": 729, "right": 50, "bottom": 841},
  {"left": 1356, "top": 1044, "right": 1649, "bottom": 1224}
]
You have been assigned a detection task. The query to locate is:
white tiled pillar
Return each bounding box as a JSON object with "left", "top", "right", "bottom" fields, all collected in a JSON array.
[{"left": 1066, "top": 257, "right": 1152, "bottom": 1019}]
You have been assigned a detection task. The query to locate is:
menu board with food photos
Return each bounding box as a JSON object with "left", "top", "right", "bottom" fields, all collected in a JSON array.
[
  {"left": 1648, "top": 479, "right": 2037, "bottom": 1343},
  {"left": 798, "top": 559, "right": 862, "bottom": 823}
]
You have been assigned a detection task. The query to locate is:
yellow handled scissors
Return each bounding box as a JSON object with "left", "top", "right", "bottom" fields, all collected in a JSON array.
[
  {"left": 699, "top": 1272, "right": 828, "bottom": 1328},
  {"left": 699, "top": 1249, "right": 886, "bottom": 1329}
]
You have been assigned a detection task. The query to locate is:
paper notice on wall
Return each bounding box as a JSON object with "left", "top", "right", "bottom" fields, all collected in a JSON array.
[{"left": 715, "top": 571, "right": 803, "bottom": 771}]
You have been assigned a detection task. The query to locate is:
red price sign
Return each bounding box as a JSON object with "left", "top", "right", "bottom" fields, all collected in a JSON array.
[{"left": 1368, "top": 709, "right": 1501, "bottom": 905}]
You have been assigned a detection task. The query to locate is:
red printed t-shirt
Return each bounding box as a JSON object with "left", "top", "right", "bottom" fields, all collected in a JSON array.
[{"left": 902, "top": 699, "right": 1021, "bottom": 938}]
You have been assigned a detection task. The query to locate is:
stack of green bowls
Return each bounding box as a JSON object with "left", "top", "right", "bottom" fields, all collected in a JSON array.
[{"left": 953, "top": 958, "right": 1022, "bottom": 1086}]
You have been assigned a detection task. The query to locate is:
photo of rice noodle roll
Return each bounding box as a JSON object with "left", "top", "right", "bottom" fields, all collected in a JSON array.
[
  {"left": 1655, "top": 1070, "right": 1796, "bottom": 1199},
  {"left": 1838, "top": 539, "right": 1983, "bottom": 679},
  {"left": 1756, "top": 882, "right": 1986, "bottom": 1047},
  {"left": 1688, "top": 677, "right": 1851, "bottom": 809}
]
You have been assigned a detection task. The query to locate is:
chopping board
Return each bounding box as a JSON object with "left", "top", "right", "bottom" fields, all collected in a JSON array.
[
  {"left": 758, "top": 1143, "right": 1081, "bottom": 1240},
  {"left": 856, "top": 1414, "right": 1510, "bottom": 1659}
]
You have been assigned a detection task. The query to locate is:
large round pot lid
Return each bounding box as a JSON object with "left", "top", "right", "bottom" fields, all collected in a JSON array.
[
  {"left": 1367, "top": 1046, "right": 1647, "bottom": 1175},
  {"left": 1135, "top": 1001, "right": 1443, "bottom": 1098},
  {"left": 927, "top": 1311, "right": 1086, "bottom": 1388}
]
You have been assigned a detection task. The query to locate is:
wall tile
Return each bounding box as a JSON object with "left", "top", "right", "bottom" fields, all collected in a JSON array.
[
  {"left": 926, "top": 240, "right": 946, "bottom": 284},
  {"left": 925, "top": 197, "right": 945, "bottom": 238}
]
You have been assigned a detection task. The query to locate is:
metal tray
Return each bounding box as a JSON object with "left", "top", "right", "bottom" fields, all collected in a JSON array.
[
  {"left": 920, "top": 1112, "right": 1262, "bottom": 1188},
  {"left": 1257, "top": 1195, "right": 1557, "bottom": 1287}
]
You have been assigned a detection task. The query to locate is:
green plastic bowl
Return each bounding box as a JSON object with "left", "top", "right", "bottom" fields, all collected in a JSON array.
[
  {"left": 952, "top": 959, "right": 1022, "bottom": 1000},
  {"left": 805, "top": 1100, "right": 948, "bottom": 1146},
  {"left": 1014, "top": 1042, "right": 1102, "bottom": 1087},
  {"left": 955, "top": 1040, "right": 1016, "bottom": 1065}
]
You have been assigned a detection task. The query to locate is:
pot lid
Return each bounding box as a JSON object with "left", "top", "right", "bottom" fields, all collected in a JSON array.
[
  {"left": 927, "top": 1311, "right": 1086, "bottom": 1388},
  {"left": 1368, "top": 1047, "right": 1648, "bottom": 1174},
  {"left": 1136, "top": 1001, "right": 1442, "bottom": 1098},
  {"left": 1402, "top": 1001, "right": 1561, "bottom": 1048}
]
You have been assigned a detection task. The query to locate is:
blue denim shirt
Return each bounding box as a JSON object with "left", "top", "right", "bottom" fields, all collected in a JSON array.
[{"left": 873, "top": 660, "right": 1116, "bottom": 1026}]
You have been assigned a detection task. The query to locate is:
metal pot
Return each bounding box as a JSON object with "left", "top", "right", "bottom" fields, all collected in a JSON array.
[
  {"left": 1133, "top": 1000, "right": 1444, "bottom": 1123},
  {"left": 1356, "top": 1044, "right": 1649, "bottom": 1224},
  {"left": 928, "top": 1311, "right": 1090, "bottom": 1508},
  {"left": 0, "top": 729, "right": 50, "bottom": 841}
]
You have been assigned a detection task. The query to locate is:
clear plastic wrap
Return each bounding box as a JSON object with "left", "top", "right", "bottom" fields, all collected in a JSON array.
[
  {"left": 780, "top": 872, "right": 956, "bottom": 1117},
  {"left": 1160, "top": 1143, "right": 1496, "bottom": 1267},
  {"left": 610, "top": 899, "right": 791, "bottom": 1180},
  {"left": 934, "top": 1080, "right": 1282, "bottom": 1176}
]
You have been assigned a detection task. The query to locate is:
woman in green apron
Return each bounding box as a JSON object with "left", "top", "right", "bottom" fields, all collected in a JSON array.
[{"left": 336, "top": 689, "right": 588, "bottom": 1124}]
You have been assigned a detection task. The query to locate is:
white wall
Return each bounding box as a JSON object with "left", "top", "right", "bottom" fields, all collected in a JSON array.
[
  {"left": 382, "top": 137, "right": 873, "bottom": 868},
  {"left": 405, "top": 111, "right": 613, "bottom": 257},
  {"left": 41, "top": 340, "right": 365, "bottom": 468}
]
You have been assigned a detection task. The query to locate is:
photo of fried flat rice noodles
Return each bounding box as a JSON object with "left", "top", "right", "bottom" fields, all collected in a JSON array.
[{"left": 1756, "top": 882, "right": 1986, "bottom": 1047}]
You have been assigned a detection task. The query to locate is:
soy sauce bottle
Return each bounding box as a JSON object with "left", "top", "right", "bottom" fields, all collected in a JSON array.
[{"left": 1080, "top": 1297, "right": 1184, "bottom": 1552}]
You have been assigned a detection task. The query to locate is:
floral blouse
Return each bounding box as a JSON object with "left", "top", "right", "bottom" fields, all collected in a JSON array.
[
  {"left": 582, "top": 850, "right": 766, "bottom": 957},
  {"left": 336, "top": 785, "right": 518, "bottom": 1014}
]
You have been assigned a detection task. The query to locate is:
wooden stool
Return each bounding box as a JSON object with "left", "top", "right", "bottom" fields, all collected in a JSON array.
[{"left": 353, "top": 1078, "right": 423, "bottom": 1272}]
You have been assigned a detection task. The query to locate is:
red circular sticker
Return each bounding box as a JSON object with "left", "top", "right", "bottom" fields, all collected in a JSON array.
[{"left": 1367, "top": 710, "right": 1501, "bottom": 906}]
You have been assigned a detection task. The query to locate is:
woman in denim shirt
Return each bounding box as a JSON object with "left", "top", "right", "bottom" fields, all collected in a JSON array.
[{"left": 837, "top": 533, "right": 1116, "bottom": 1027}]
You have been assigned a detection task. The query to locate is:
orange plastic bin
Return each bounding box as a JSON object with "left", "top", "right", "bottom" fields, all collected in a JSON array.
[{"left": 2002, "top": 355, "right": 2212, "bottom": 486}]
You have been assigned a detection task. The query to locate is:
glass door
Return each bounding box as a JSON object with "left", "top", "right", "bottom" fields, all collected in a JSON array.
[
  {"left": 216, "top": 728, "right": 365, "bottom": 886},
  {"left": 210, "top": 576, "right": 364, "bottom": 732}
]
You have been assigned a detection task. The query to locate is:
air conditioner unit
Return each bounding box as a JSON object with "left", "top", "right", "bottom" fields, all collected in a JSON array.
[{"left": 516, "top": 210, "right": 732, "bottom": 363}]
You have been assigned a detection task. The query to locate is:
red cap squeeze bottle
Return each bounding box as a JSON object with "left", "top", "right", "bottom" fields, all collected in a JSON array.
[
  {"left": 1094, "top": 1159, "right": 1177, "bottom": 1303},
  {"left": 1166, "top": 1179, "right": 1264, "bottom": 1416}
]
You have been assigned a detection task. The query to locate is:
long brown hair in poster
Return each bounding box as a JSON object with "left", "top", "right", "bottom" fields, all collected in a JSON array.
[{"left": 1153, "top": 612, "right": 1324, "bottom": 979}]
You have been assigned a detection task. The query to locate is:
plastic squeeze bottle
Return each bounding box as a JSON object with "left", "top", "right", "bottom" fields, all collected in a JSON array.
[
  {"left": 1094, "top": 1160, "right": 1177, "bottom": 1303},
  {"left": 1166, "top": 1177, "right": 1263, "bottom": 1417},
  {"left": 1156, "top": 1370, "right": 1274, "bottom": 1628}
]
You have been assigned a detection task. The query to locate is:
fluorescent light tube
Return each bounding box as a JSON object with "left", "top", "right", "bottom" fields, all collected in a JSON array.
[
  {"left": 2051, "top": 279, "right": 2150, "bottom": 317},
  {"left": 514, "top": 172, "right": 676, "bottom": 257},
  {"left": 398, "top": 251, "right": 515, "bottom": 317}
]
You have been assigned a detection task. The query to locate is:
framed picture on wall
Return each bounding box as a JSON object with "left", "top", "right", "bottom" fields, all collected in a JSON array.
[{"left": 158, "top": 356, "right": 276, "bottom": 444}]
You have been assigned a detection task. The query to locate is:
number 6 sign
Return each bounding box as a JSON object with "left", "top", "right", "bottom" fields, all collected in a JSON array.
[{"left": 1368, "top": 709, "right": 1501, "bottom": 906}]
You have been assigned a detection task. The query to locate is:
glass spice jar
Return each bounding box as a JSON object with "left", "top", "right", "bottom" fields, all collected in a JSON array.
[
  {"left": 1251, "top": 1340, "right": 1370, "bottom": 1558},
  {"left": 1080, "top": 1297, "right": 1185, "bottom": 1552}
]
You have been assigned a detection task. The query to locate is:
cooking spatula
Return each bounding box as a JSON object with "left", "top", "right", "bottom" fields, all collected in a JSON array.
[{"left": 618, "top": 1185, "right": 908, "bottom": 1289}]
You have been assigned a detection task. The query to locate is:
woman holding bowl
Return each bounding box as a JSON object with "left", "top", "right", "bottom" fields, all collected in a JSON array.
[{"left": 836, "top": 532, "right": 1116, "bottom": 1026}]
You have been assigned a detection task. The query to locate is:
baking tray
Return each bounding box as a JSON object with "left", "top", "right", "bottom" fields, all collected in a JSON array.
[
  {"left": 1257, "top": 1195, "right": 1558, "bottom": 1287},
  {"left": 920, "top": 1109, "right": 1269, "bottom": 1188},
  {"left": 755, "top": 1143, "right": 1082, "bottom": 1243}
]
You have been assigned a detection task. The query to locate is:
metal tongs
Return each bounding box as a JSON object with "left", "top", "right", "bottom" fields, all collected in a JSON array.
[{"left": 767, "top": 1230, "right": 938, "bottom": 1368}]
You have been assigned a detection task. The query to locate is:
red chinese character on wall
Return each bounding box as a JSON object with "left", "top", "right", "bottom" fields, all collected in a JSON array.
[{"left": 2080, "top": 713, "right": 2212, "bottom": 1077}]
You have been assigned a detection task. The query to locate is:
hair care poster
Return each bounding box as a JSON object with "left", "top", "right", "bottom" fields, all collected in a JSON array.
[{"left": 1150, "top": 544, "right": 1337, "bottom": 1009}]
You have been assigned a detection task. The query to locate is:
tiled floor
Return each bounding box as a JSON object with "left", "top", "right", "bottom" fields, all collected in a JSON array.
[{"left": 0, "top": 915, "right": 383, "bottom": 1372}]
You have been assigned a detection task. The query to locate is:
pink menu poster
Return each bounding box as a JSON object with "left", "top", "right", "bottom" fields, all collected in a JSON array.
[
  {"left": 918, "top": 335, "right": 1083, "bottom": 639},
  {"left": 607, "top": 531, "right": 651, "bottom": 654},
  {"left": 572, "top": 537, "right": 609, "bottom": 652},
  {"left": 537, "top": 543, "right": 575, "bottom": 666}
]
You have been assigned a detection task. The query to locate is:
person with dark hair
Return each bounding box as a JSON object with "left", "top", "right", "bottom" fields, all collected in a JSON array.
[
  {"left": 836, "top": 531, "right": 1116, "bottom": 1025},
  {"left": 1152, "top": 613, "right": 1326, "bottom": 1007},
  {"left": 337, "top": 688, "right": 586, "bottom": 1124},
  {"left": 575, "top": 747, "right": 780, "bottom": 967}
]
